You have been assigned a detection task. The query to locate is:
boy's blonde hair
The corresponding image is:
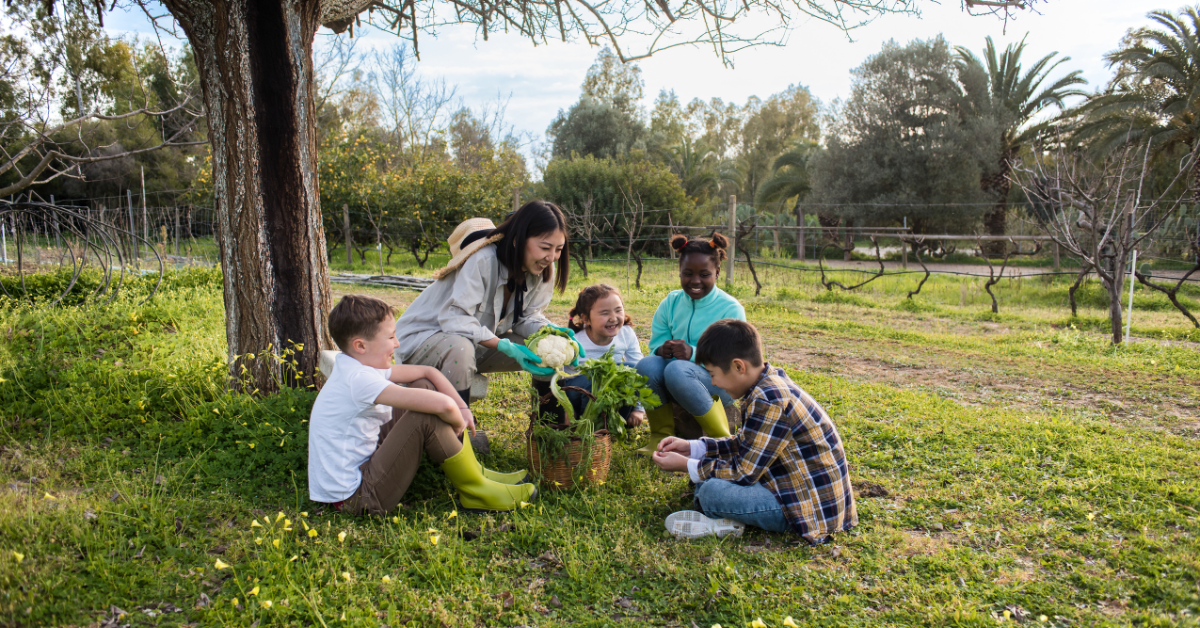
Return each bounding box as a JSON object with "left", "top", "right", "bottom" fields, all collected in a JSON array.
[{"left": 328, "top": 295, "right": 395, "bottom": 351}]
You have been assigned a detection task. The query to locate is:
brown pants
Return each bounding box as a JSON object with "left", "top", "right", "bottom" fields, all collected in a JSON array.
[{"left": 341, "top": 379, "right": 463, "bottom": 515}]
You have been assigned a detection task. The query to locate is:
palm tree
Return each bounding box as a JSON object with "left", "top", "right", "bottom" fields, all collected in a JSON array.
[
  {"left": 956, "top": 36, "right": 1087, "bottom": 247},
  {"left": 1073, "top": 7, "right": 1200, "bottom": 199},
  {"left": 665, "top": 138, "right": 741, "bottom": 203},
  {"left": 755, "top": 141, "right": 817, "bottom": 259}
]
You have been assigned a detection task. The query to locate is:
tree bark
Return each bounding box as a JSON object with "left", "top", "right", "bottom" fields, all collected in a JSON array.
[
  {"left": 980, "top": 148, "right": 1015, "bottom": 257},
  {"left": 162, "top": 0, "right": 359, "bottom": 391}
]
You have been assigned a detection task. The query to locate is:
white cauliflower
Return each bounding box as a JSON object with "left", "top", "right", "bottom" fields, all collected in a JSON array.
[{"left": 533, "top": 334, "right": 575, "bottom": 369}]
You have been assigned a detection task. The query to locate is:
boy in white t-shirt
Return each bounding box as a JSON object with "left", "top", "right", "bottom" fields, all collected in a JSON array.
[{"left": 309, "top": 295, "right": 536, "bottom": 514}]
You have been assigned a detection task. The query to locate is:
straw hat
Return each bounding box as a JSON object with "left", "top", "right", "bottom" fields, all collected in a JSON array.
[{"left": 432, "top": 218, "right": 504, "bottom": 280}]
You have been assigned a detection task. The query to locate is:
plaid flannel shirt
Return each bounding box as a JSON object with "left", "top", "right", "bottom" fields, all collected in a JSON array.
[{"left": 696, "top": 364, "right": 857, "bottom": 543}]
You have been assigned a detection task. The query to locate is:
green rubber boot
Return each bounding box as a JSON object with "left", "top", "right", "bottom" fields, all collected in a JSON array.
[
  {"left": 483, "top": 467, "right": 532, "bottom": 485},
  {"left": 635, "top": 404, "right": 676, "bottom": 454},
  {"left": 441, "top": 436, "right": 537, "bottom": 511},
  {"left": 695, "top": 397, "right": 733, "bottom": 438}
]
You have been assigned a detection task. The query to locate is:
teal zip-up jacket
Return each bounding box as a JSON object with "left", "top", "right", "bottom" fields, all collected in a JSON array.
[{"left": 648, "top": 287, "right": 746, "bottom": 362}]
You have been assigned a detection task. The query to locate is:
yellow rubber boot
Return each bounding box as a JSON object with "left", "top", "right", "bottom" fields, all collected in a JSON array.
[
  {"left": 635, "top": 404, "right": 676, "bottom": 454},
  {"left": 483, "top": 467, "right": 531, "bottom": 485},
  {"left": 695, "top": 397, "right": 733, "bottom": 438},
  {"left": 441, "top": 437, "right": 537, "bottom": 511}
]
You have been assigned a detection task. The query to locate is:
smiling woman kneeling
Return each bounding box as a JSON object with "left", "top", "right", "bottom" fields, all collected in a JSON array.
[{"left": 394, "top": 201, "right": 581, "bottom": 449}]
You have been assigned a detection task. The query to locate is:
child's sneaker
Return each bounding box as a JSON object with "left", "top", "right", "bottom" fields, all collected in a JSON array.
[{"left": 665, "top": 510, "right": 745, "bottom": 539}]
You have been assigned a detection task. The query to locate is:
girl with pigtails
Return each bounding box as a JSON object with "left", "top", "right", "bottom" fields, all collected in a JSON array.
[{"left": 635, "top": 233, "right": 746, "bottom": 453}]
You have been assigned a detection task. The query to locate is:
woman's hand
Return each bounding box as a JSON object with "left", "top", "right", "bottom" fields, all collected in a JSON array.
[{"left": 497, "top": 339, "right": 555, "bottom": 376}]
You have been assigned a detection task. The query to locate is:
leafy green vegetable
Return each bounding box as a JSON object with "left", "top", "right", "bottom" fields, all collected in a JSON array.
[{"left": 575, "top": 348, "right": 660, "bottom": 444}]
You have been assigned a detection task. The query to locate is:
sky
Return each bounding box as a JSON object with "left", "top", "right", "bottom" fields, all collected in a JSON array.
[{"left": 103, "top": 0, "right": 1157, "bottom": 149}]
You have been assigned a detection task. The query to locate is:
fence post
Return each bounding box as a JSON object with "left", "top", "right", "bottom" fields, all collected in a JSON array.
[
  {"left": 668, "top": 214, "right": 676, "bottom": 259},
  {"left": 796, "top": 204, "right": 805, "bottom": 261},
  {"left": 343, "top": 204, "right": 352, "bottom": 265},
  {"left": 140, "top": 166, "right": 148, "bottom": 247},
  {"left": 1053, "top": 242, "right": 1060, "bottom": 273},
  {"left": 174, "top": 206, "right": 180, "bottom": 256},
  {"left": 513, "top": 189, "right": 520, "bottom": 213},
  {"left": 50, "top": 195, "right": 60, "bottom": 257},
  {"left": 773, "top": 213, "right": 780, "bottom": 258},
  {"left": 127, "top": 189, "right": 138, "bottom": 266},
  {"left": 726, "top": 195, "right": 736, "bottom": 287}
]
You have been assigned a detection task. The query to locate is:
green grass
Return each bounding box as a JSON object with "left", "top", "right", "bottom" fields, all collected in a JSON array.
[{"left": 2, "top": 263, "right": 1200, "bottom": 627}]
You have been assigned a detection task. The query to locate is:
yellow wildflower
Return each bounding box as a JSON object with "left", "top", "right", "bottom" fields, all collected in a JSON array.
[
  {"left": 519, "top": 501, "right": 532, "bottom": 509},
  {"left": 284, "top": 519, "right": 292, "bottom": 527},
  {"left": 426, "top": 528, "right": 438, "bottom": 534},
  {"left": 231, "top": 597, "right": 239, "bottom": 607},
  {"left": 272, "top": 539, "right": 281, "bottom": 549},
  {"left": 261, "top": 600, "right": 273, "bottom": 609},
  {"left": 248, "top": 586, "right": 259, "bottom": 596},
  {"left": 289, "top": 555, "right": 298, "bottom": 562},
  {"left": 748, "top": 619, "right": 767, "bottom": 628},
  {"left": 276, "top": 512, "right": 285, "bottom": 522},
  {"left": 263, "top": 516, "right": 271, "bottom": 524},
  {"left": 301, "top": 520, "right": 309, "bottom": 531},
  {"left": 307, "top": 529, "right": 318, "bottom": 538},
  {"left": 43, "top": 492, "right": 56, "bottom": 500},
  {"left": 214, "top": 559, "right": 230, "bottom": 570},
  {"left": 1038, "top": 616, "right": 1048, "bottom": 622},
  {"left": 248, "top": 443, "right": 254, "bottom": 449},
  {"left": 382, "top": 576, "right": 392, "bottom": 583},
  {"left": 250, "top": 520, "right": 262, "bottom": 528},
  {"left": 448, "top": 511, "right": 458, "bottom": 519},
  {"left": 341, "top": 572, "right": 351, "bottom": 581},
  {"left": 338, "top": 531, "right": 347, "bottom": 543},
  {"left": 254, "top": 537, "right": 263, "bottom": 545},
  {"left": 783, "top": 618, "right": 799, "bottom": 628},
  {"left": 300, "top": 512, "right": 308, "bottom": 517},
  {"left": 392, "top": 516, "right": 400, "bottom": 524},
  {"left": 11, "top": 551, "right": 23, "bottom": 563},
  {"left": 430, "top": 534, "right": 440, "bottom": 546}
]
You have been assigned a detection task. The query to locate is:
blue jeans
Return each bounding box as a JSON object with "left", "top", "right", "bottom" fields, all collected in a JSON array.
[
  {"left": 635, "top": 355, "right": 733, "bottom": 416},
  {"left": 695, "top": 479, "right": 791, "bottom": 533}
]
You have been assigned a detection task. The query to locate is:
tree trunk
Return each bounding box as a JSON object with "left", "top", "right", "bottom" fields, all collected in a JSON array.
[
  {"left": 981, "top": 149, "right": 1014, "bottom": 257},
  {"left": 163, "top": 0, "right": 352, "bottom": 392}
]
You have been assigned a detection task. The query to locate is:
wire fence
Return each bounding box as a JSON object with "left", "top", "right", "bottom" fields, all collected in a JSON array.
[{"left": 3, "top": 193, "right": 1197, "bottom": 322}]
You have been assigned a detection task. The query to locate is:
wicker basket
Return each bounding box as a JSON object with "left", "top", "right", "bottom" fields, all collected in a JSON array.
[{"left": 525, "top": 431, "right": 613, "bottom": 491}]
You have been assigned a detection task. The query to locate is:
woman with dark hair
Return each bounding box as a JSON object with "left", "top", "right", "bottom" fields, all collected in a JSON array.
[
  {"left": 394, "top": 201, "right": 579, "bottom": 446},
  {"left": 635, "top": 233, "right": 745, "bottom": 453}
]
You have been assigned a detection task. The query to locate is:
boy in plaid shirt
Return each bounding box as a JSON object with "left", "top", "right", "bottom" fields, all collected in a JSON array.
[{"left": 652, "top": 319, "right": 857, "bottom": 542}]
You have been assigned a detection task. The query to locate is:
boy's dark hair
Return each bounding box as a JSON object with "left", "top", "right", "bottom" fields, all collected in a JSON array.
[
  {"left": 695, "top": 319, "right": 764, "bottom": 370},
  {"left": 328, "top": 295, "right": 396, "bottom": 351},
  {"left": 670, "top": 232, "right": 728, "bottom": 268},
  {"left": 567, "top": 283, "right": 633, "bottom": 332}
]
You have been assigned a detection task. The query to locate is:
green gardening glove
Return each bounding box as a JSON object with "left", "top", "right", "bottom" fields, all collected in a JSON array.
[
  {"left": 549, "top": 325, "right": 586, "bottom": 367},
  {"left": 497, "top": 339, "right": 555, "bottom": 377}
]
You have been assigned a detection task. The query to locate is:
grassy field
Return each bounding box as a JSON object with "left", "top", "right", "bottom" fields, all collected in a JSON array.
[{"left": 1, "top": 261, "right": 1199, "bottom": 628}]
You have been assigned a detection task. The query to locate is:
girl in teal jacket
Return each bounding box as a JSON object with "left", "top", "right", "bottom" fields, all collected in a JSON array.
[{"left": 635, "top": 234, "right": 746, "bottom": 452}]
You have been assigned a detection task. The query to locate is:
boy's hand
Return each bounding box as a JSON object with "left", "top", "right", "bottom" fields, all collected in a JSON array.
[
  {"left": 657, "top": 436, "right": 691, "bottom": 456},
  {"left": 625, "top": 409, "right": 645, "bottom": 428},
  {"left": 652, "top": 450, "right": 689, "bottom": 473},
  {"left": 460, "top": 406, "right": 477, "bottom": 437}
]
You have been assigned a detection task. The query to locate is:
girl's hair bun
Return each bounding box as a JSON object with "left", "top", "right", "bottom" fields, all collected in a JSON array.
[
  {"left": 709, "top": 233, "right": 729, "bottom": 251},
  {"left": 669, "top": 234, "right": 690, "bottom": 251}
]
